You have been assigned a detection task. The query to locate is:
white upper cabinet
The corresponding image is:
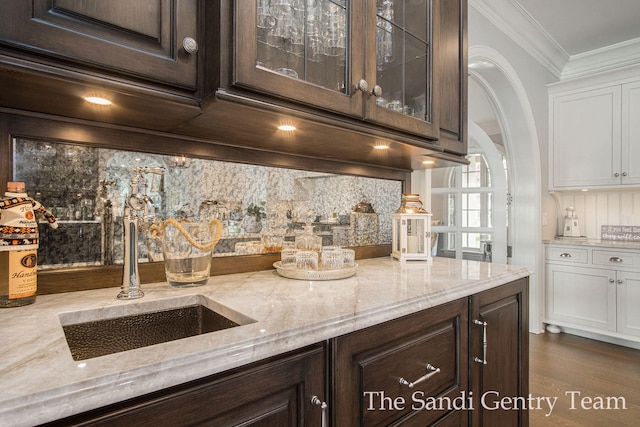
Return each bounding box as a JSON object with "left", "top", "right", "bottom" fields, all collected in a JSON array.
[
  {"left": 621, "top": 80, "right": 640, "bottom": 186},
  {"left": 549, "top": 66, "right": 640, "bottom": 190}
]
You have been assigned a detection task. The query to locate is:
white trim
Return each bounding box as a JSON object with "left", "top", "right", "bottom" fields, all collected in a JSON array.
[
  {"left": 470, "top": 0, "right": 567, "bottom": 79},
  {"left": 469, "top": 45, "right": 544, "bottom": 333},
  {"left": 471, "top": 0, "right": 640, "bottom": 80}
]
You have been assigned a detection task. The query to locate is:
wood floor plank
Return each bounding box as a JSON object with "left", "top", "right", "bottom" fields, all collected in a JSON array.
[{"left": 529, "top": 332, "right": 640, "bottom": 426}]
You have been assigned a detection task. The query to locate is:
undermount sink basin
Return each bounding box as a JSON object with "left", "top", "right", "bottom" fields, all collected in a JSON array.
[{"left": 59, "top": 295, "right": 256, "bottom": 361}]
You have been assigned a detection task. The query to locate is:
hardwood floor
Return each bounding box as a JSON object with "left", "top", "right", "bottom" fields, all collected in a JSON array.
[{"left": 529, "top": 332, "right": 640, "bottom": 426}]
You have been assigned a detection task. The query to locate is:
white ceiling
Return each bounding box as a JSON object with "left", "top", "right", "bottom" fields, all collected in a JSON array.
[
  {"left": 469, "top": 0, "right": 640, "bottom": 138},
  {"left": 515, "top": 0, "right": 640, "bottom": 56}
]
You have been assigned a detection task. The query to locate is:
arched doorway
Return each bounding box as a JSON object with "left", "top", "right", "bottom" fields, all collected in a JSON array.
[{"left": 468, "top": 46, "right": 543, "bottom": 332}]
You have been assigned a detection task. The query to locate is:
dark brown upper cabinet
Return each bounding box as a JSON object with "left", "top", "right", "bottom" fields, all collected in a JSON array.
[
  {"left": 436, "top": 0, "right": 468, "bottom": 155},
  {"left": 0, "top": 0, "right": 467, "bottom": 172},
  {"left": 233, "top": 0, "right": 440, "bottom": 140},
  {"left": 0, "top": 0, "right": 199, "bottom": 89}
]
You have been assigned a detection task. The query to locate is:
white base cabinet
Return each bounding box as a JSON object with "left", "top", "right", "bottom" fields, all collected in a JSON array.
[{"left": 545, "top": 243, "right": 640, "bottom": 345}]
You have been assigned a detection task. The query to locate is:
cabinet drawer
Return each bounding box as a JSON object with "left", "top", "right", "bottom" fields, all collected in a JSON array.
[
  {"left": 333, "top": 298, "right": 468, "bottom": 427},
  {"left": 592, "top": 250, "right": 640, "bottom": 268},
  {"left": 546, "top": 246, "right": 589, "bottom": 264}
]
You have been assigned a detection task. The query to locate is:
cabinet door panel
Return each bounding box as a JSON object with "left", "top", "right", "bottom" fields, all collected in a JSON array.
[
  {"left": 44, "top": 345, "right": 326, "bottom": 427},
  {"left": 470, "top": 278, "right": 528, "bottom": 427},
  {"left": 617, "top": 270, "right": 640, "bottom": 337},
  {"left": 0, "top": 0, "right": 197, "bottom": 88},
  {"left": 621, "top": 81, "right": 640, "bottom": 184},
  {"left": 234, "top": 0, "right": 364, "bottom": 118},
  {"left": 333, "top": 298, "right": 468, "bottom": 427},
  {"left": 545, "top": 264, "right": 617, "bottom": 331},
  {"left": 363, "top": 0, "right": 439, "bottom": 139},
  {"left": 552, "top": 86, "right": 621, "bottom": 188},
  {"left": 436, "top": 0, "right": 467, "bottom": 154}
]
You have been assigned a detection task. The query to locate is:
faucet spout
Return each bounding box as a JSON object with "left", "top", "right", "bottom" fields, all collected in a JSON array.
[
  {"left": 117, "top": 166, "right": 165, "bottom": 300},
  {"left": 118, "top": 207, "right": 143, "bottom": 299}
]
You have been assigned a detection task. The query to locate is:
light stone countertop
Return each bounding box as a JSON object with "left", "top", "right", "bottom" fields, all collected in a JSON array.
[
  {"left": 544, "top": 238, "right": 640, "bottom": 250},
  {"left": 0, "top": 257, "right": 530, "bottom": 426}
]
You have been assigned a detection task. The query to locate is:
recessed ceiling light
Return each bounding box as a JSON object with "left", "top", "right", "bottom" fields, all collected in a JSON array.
[
  {"left": 84, "top": 96, "right": 112, "bottom": 105},
  {"left": 374, "top": 143, "right": 389, "bottom": 150},
  {"left": 422, "top": 160, "right": 435, "bottom": 165},
  {"left": 277, "top": 124, "right": 297, "bottom": 131}
]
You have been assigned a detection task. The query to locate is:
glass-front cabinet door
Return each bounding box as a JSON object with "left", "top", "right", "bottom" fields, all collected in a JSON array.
[
  {"left": 234, "top": 0, "right": 437, "bottom": 139},
  {"left": 363, "top": 0, "right": 438, "bottom": 138},
  {"left": 234, "top": 0, "right": 364, "bottom": 117}
]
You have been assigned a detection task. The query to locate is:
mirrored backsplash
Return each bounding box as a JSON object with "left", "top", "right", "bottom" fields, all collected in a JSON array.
[{"left": 13, "top": 138, "right": 402, "bottom": 269}]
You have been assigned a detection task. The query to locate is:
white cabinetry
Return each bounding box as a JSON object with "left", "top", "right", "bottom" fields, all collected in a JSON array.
[
  {"left": 549, "top": 66, "right": 640, "bottom": 189},
  {"left": 545, "top": 244, "right": 640, "bottom": 346}
]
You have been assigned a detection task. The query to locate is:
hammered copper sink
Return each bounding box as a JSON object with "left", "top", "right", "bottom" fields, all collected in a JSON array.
[{"left": 59, "top": 296, "right": 256, "bottom": 361}]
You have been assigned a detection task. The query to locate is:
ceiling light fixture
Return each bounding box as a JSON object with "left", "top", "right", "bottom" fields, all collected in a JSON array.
[
  {"left": 422, "top": 160, "right": 435, "bottom": 165},
  {"left": 277, "top": 124, "right": 297, "bottom": 131},
  {"left": 374, "top": 143, "right": 389, "bottom": 150},
  {"left": 84, "top": 96, "right": 112, "bottom": 105}
]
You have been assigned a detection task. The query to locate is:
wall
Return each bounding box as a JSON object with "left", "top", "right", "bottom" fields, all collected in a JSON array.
[{"left": 553, "top": 191, "right": 640, "bottom": 239}]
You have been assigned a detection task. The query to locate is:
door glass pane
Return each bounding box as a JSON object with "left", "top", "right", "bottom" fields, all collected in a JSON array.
[
  {"left": 375, "top": 0, "right": 430, "bottom": 120},
  {"left": 436, "top": 232, "right": 456, "bottom": 258},
  {"left": 431, "top": 193, "right": 455, "bottom": 227},
  {"left": 256, "top": 0, "right": 348, "bottom": 93}
]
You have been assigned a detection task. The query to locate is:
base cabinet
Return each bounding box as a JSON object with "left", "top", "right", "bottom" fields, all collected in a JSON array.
[
  {"left": 545, "top": 244, "right": 640, "bottom": 343},
  {"left": 41, "top": 344, "right": 327, "bottom": 427},
  {"left": 469, "top": 279, "right": 529, "bottom": 427},
  {"left": 41, "top": 279, "right": 529, "bottom": 426},
  {"left": 332, "top": 278, "right": 529, "bottom": 427}
]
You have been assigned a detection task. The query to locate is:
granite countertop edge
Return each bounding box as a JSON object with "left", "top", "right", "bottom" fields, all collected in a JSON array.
[{"left": 544, "top": 238, "right": 640, "bottom": 250}]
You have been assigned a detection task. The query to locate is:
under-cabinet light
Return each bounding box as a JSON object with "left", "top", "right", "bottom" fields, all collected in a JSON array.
[
  {"left": 422, "top": 160, "right": 435, "bottom": 165},
  {"left": 374, "top": 144, "right": 389, "bottom": 150},
  {"left": 84, "top": 96, "right": 112, "bottom": 105},
  {"left": 277, "top": 124, "right": 297, "bottom": 131}
]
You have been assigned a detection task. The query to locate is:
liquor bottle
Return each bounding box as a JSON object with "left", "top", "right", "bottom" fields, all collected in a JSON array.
[{"left": 0, "top": 182, "right": 40, "bottom": 307}]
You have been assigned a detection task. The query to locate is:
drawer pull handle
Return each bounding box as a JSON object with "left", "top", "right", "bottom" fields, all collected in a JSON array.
[
  {"left": 559, "top": 253, "right": 572, "bottom": 258},
  {"left": 310, "top": 396, "right": 327, "bottom": 427},
  {"left": 609, "top": 256, "right": 623, "bottom": 263},
  {"left": 398, "top": 364, "right": 441, "bottom": 388},
  {"left": 474, "top": 319, "right": 488, "bottom": 365}
]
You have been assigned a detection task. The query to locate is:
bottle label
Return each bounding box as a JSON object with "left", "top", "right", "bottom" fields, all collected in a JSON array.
[
  {"left": 0, "top": 195, "right": 38, "bottom": 247},
  {"left": 8, "top": 250, "right": 37, "bottom": 299}
]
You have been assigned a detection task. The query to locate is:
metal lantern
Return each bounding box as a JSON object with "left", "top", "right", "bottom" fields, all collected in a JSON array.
[{"left": 391, "top": 194, "right": 432, "bottom": 262}]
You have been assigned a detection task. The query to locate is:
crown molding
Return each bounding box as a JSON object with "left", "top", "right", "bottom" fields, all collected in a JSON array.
[
  {"left": 470, "top": 0, "right": 568, "bottom": 79},
  {"left": 562, "top": 37, "right": 640, "bottom": 80},
  {"left": 471, "top": 0, "right": 640, "bottom": 80}
]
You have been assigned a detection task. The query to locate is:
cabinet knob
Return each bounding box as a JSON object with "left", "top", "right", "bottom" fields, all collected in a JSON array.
[
  {"left": 370, "top": 85, "right": 383, "bottom": 97},
  {"left": 398, "top": 363, "right": 441, "bottom": 388},
  {"left": 617, "top": 279, "right": 623, "bottom": 284},
  {"left": 614, "top": 172, "right": 620, "bottom": 177},
  {"left": 623, "top": 172, "right": 628, "bottom": 177},
  {"left": 609, "top": 278, "right": 615, "bottom": 283},
  {"left": 183, "top": 37, "right": 199, "bottom": 54},
  {"left": 356, "top": 79, "right": 369, "bottom": 92}
]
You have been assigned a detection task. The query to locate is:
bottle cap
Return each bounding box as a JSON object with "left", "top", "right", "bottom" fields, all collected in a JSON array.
[{"left": 7, "top": 181, "right": 25, "bottom": 192}]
